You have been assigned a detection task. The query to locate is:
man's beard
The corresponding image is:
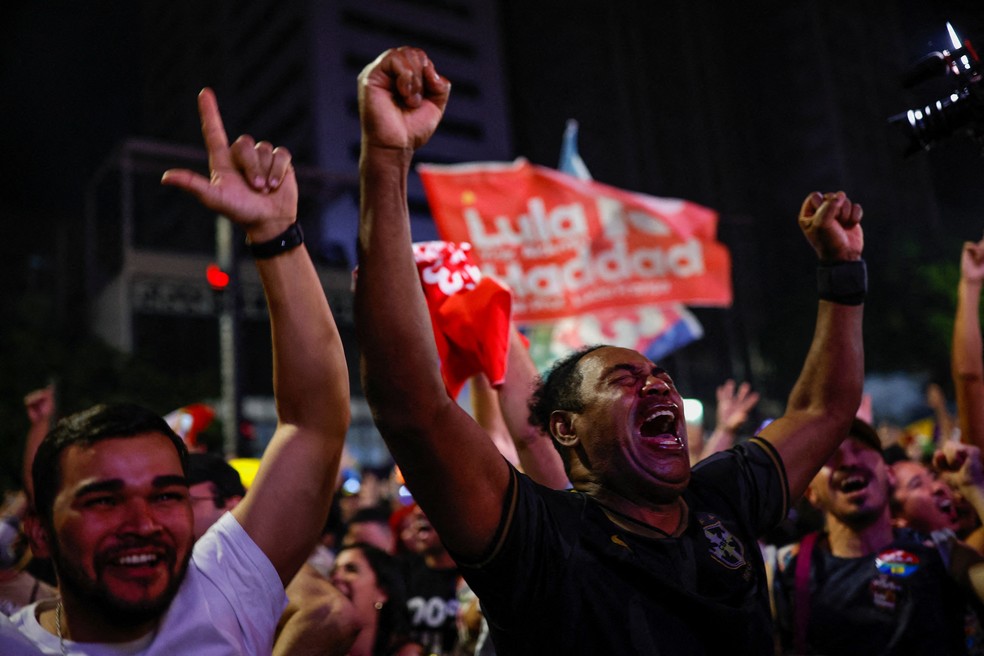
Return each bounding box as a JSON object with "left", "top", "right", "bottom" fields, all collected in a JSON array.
[
  {"left": 838, "top": 503, "right": 885, "bottom": 531},
  {"left": 51, "top": 538, "right": 191, "bottom": 627}
]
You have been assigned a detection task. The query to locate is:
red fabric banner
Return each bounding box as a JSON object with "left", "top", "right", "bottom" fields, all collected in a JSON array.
[
  {"left": 412, "top": 241, "right": 512, "bottom": 399},
  {"left": 419, "top": 159, "right": 732, "bottom": 323}
]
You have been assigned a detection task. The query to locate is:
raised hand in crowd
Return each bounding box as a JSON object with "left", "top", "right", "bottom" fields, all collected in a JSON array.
[
  {"left": 934, "top": 441, "right": 984, "bottom": 549},
  {"left": 758, "top": 191, "right": 864, "bottom": 501},
  {"left": 0, "top": 88, "right": 352, "bottom": 653},
  {"left": 697, "top": 379, "right": 760, "bottom": 462},
  {"left": 356, "top": 45, "right": 868, "bottom": 654},
  {"left": 164, "top": 87, "right": 350, "bottom": 585},
  {"left": 21, "top": 385, "right": 55, "bottom": 503},
  {"left": 953, "top": 234, "right": 984, "bottom": 452}
]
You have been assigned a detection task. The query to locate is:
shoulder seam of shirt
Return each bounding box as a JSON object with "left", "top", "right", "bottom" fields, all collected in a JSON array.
[
  {"left": 748, "top": 436, "right": 789, "bottom": 523},
  {"left": 459, "top": 464, "right": 520, "bottom": 569}
]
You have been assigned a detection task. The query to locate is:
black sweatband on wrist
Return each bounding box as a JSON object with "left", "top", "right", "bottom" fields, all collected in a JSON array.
[
  {"left": 248, "top": 222, "right": 304, "bottom": 259},
  {"left": 817, "top": 260, "right": 867, "bottom": 305}
]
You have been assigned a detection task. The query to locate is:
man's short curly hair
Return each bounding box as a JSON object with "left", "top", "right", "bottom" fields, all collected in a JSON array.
[{"left": 528, "top": 345, "right": 606, "bottom": 474}]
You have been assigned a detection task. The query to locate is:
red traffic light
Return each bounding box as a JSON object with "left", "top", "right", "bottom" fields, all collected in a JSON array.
[{"left": 206, "top": 263, "right": 230, "bottom": 290}]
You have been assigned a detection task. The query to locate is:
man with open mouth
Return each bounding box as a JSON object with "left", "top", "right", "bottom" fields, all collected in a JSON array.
[
  {"left": 355, "top": 45, "right": 869, "bottom": 654},
  {"left": 773, "top": 420, "right": 984, "bottom": 655},
  {"left": 890, "top": 441, "right": 984, "bottom": 548},
  {"left": 1, "top": 87, "right": 352, "bottom": 654}
]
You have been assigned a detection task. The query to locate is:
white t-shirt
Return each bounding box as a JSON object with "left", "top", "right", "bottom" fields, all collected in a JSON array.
[{"left": 2, "top": 512, "right": 287, "bottom": 655}]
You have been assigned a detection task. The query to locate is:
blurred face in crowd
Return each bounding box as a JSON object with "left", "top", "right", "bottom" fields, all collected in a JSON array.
[
  {"left": 330, "top": 547, "right": 387, "bottom": 622},
  {"left": 562, "top": 347, "right": 690, "bottom": 503},
  {"left": 189, "top": 481, "right": 239, "bottom": 540},
  {"left": 31, "top": 433, "right": 194, "bottom": 624},
  {"left": 890, "top": 460, "right": 959, "bottom": 534},
  {"left": 344, "top": 521, "right": 395, "bottom": 555},
  {"left": 403, "top": 505, "right": 445, "bottom": 558},
  {"left": 808, "top": 436, "right": 890, "bottom": 528}
]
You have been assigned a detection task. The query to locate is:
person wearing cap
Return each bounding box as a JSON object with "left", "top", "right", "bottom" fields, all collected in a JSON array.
[
  {"left": 186, "top": 453, "right": 247, "bottom": 541},
  {"left": 772, "top": 419, "right": 984, "bottom": 655}
]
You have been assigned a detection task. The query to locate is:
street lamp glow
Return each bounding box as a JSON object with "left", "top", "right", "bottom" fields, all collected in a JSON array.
[{"left": 683, "top": 398, "right": 704, "bottom": 424}]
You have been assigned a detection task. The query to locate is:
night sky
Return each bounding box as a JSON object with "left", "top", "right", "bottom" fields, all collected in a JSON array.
[{"left": 4, "top": 1, "right": 984, "bottom": 427}]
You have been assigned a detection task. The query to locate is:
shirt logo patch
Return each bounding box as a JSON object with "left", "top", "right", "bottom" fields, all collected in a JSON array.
[
  {"left": 697, "top": 512, "right": 746, "bottom": 570},
  {"left": 870, "top": 573, "right": 902, "bottom": 611},
  {"left": 874, "top": 549, "right": 921, "bottom": 577}
]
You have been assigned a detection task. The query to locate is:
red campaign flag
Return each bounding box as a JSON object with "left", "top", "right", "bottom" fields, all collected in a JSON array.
[
  {"left": 419, "top": 159, "right": 732, "bottom": 323},
  {"left": 412, "top": 241, "right": 512, "bottom": 399}
]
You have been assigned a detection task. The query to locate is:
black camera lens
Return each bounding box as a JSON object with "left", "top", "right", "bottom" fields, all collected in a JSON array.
[{"left": 889, "top": 86, "right": 978, "bottom": 156}]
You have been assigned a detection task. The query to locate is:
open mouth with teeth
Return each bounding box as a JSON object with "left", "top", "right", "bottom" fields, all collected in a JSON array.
[
  {"left": 835, "top": 472, "right": 870, "bottom": 495},
  {"left": 937, "top": 497, "right": 957, "bottom": 521},
  {"left": 101, "top": 549, "right": 169, "bottom": 578},
  {"left": 116, "top": 553, "right": 160, "bottom": 567},
  {"left": 638, "top": 407, "right": 683, "bottom": 450}
]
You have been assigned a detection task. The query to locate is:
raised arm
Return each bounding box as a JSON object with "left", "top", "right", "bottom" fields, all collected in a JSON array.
[
  {"left": 933, "top": 443, "right": 984, "bottom": 599},
  {"left": 759, "top": 191, "right": 865, "bottom": 500},
  {"left": 953, "top": 237, "right": 984, "bottom": 450},
  {"left": 926, "top": 382, "right": 956, "bottom": 444},
  {"left": 22, "top": 385, "right": 55, "bottom": 504},
  {"left": 470, "top": 373, "right": 521, "bottom": 468},
  {"left": 162, "top": 89, "right": 349, "bottom": 584},
  {"left": 355, "top": 47, "right": 510, "bottom": 561},
  {"left": 496, "top": 327, "right": 569, "bottom": 489},
  {"left": 698, "top": 379, "right": 760, "bottom": 462},
  {"left": 934, "top": 442, "right": 984, "bottom": 552}
]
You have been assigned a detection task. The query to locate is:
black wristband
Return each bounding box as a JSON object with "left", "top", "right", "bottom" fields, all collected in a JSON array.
[
  {"left": 248, "top": 222, "right": 304, "bottom": 259},
  {"left": 817, "top": 260, "right": 867, "bottom": 305}
]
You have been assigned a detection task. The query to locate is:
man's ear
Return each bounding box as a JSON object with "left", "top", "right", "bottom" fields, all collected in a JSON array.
[
  {"left": 886, "top": 464, "right": 897, "bottom": 489},
  {"left": 550, "top": 410, "right": 578, "bottom": 447},
  {"left": 23, "top": 513, "right": 52, "bottom": 559},
  {"left": 804, "top": 483, "right": 821, "bottom": 511}
]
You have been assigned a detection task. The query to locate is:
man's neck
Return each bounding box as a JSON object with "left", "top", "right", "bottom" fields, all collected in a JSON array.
[
  {"left": 43, "top": 592, "right": 157, "bottom": 644},
  {"left": 591, "top": 487, "right": 687, "bottom": 538},
  {"left": 824, "top": 510, "right": 893, "bottom": 558}
]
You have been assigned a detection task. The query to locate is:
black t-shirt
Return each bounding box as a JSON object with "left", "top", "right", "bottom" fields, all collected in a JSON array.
[
  {"left": 773, "top": 528, "right": 984, "bottom": 655},
  {"left": 460, "top": 437, "right": 788, "bottom": 655},
  {"left": 403, "top": 554, "right": 460, "bottom": 655}
]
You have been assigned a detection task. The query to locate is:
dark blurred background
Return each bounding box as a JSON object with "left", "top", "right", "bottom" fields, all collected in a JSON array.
[{"left": 2, "top": 0, "right": 983, "bottom": 486}]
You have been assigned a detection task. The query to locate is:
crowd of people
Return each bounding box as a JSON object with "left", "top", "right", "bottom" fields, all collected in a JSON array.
[{"left": 0, "top": 45, "right": 982, "bottom": 654}]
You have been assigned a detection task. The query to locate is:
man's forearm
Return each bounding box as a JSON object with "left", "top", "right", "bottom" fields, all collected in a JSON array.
[
  {"left": 356, "top": 146, "right": 450, "bottom": 432},
  {"left": 256, "top": 247, "right": 349, "bottom": 437},
  {"left": 786, "top": 302, "right": 864, "bottom": 421},
  {"left": 237, "top": 241, "right": 350, "bottom": 584},
  {"left": 767, "top": 301, "right": 865, "bottom": 499},
  {"left": 498, "top": 332, "right": 568, "bottom": 489},
  {"left": 954, "top": 278, "right": 984, "bottom": 447}
]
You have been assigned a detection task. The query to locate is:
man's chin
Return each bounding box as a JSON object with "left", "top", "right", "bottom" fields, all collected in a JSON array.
[
  {"left": 839, "top": 505, "right": 883, "bottom": 529},
  {"left": 102, "top": 594, "right": 176, "bottom": 626},
  {"left": 646, "top": 474, "right": 691, "bottom": 503},
  {"left": 57, "top": 553, "right": 191, "bottom": 629}
]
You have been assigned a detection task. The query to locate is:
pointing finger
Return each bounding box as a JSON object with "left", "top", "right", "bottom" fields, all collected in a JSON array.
[{"left": 198, "top": 88, "right": 233, "bottom": 172}]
